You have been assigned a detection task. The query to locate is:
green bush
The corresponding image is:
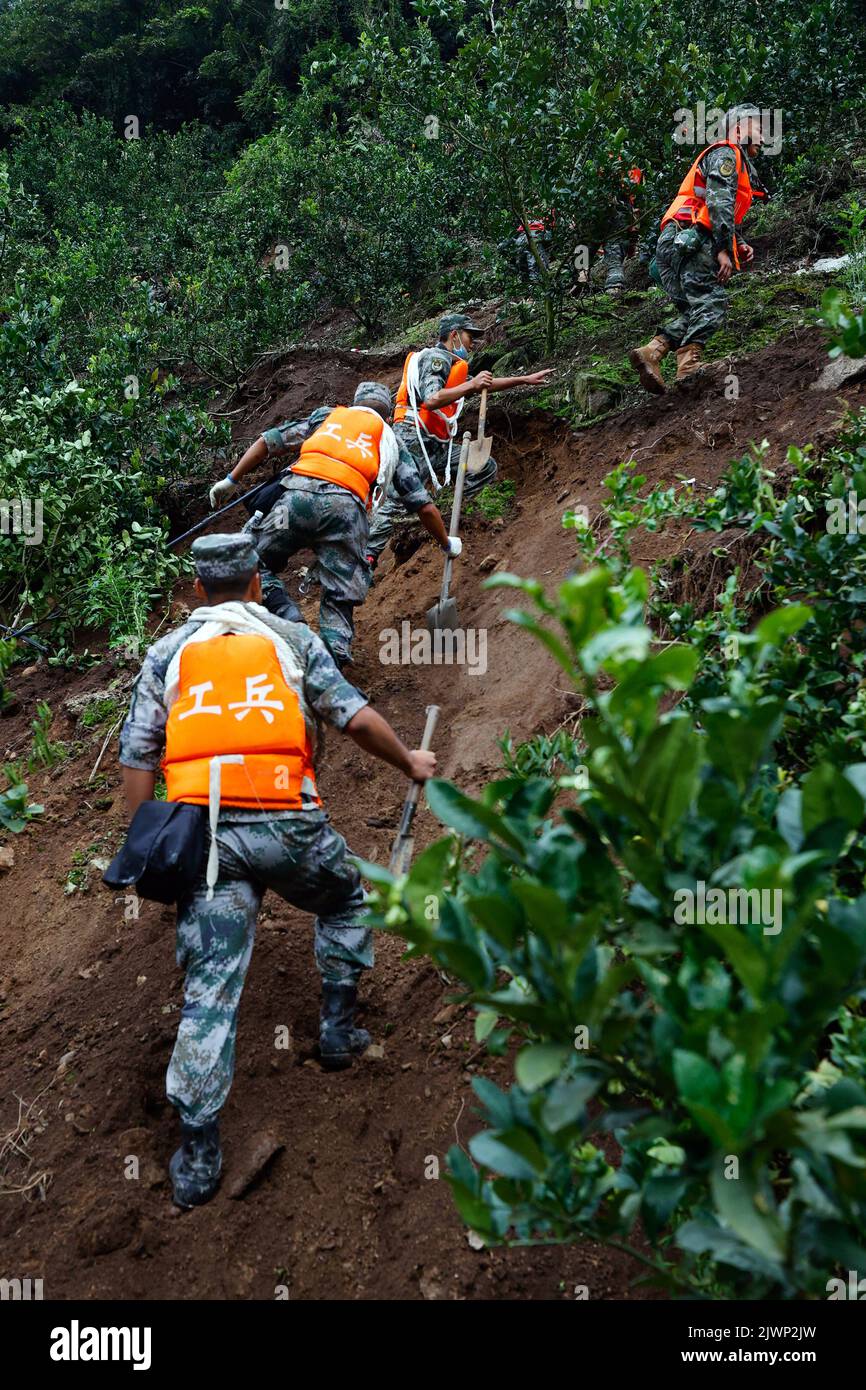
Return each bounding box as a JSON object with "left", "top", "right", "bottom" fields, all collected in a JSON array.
[{"left": 364, "top": 567, "right": 866, "bottom": 1297}]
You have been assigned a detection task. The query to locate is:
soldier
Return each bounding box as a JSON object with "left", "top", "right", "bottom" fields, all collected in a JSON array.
[
  {"left": 118, "top": 533, "right": 437, "bottom": 1208},
  {"left": 208, "top": 382, "right": 457, "bottom": 669},
  {"left": 513, "top": 214, "right": 553, "bottom": 285},
  {"left": 366, "top": 313, "right": 553, "bottom": 567},
  {"left": 630, "top": 104, "right": 768, "bottom": 392},
  {"left": 599, "top": 162, "right": 644, "bottom": 296}
]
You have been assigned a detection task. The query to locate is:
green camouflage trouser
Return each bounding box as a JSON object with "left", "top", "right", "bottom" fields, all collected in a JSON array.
[
  {"left": 655, "top": 220, "right": 728, "bottom": 348},
  {"left": 603, "top": 238, "right": 629, "bottom": 289},
  {"left": 166, "top": 809, "right": 370, "bottom": 1126},
  {"left": 252, "top": 476, "right": 371, "bottom": 665},
  {"left": 366, "top": 426, "right": 497, "bottom": 561}
]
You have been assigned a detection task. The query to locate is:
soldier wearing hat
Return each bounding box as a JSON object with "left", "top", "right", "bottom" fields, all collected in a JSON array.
[
  {"left": 208, "top": 382, "right": 454, "bottom": 667},
  {"left": 366, "top": 312, "right": 553, "bottom": 566},
  {"left": 629, "top": 104, "right": 769, "bottom": 391},
  {"left": 118, "top": 532, "right": 437, "bottom": 1208}
]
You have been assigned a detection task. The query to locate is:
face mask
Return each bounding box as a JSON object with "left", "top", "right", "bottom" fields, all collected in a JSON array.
[{"left": 451, "top": 336, "right": 471, "bottom": 361}]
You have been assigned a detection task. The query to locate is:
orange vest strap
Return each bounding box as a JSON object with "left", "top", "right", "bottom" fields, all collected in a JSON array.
[
  {"left": 393, "top": 351, "right": 470, "bottom": 440},
  {"left": 660, "top": 143, "right": 753, "bottom": 267}
]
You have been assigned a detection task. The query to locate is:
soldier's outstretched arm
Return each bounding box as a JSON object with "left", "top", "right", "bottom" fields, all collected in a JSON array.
[
  {"left": 345, "top": 706, "right": 436, "bottom": 784},
  {"left": 489, "top": 368, "right": 554, "bottom": 391},
  {"left": 231, "top": 435, "right": 268, "bottom": 483},
  {"left": 295, "top": 624, "right": 436, "bottom": 782},
  {"left": 209, "top": 436, "right": 268, "bottom": 507},
  {"left": 209, "top": 409, "right": 329, "bottom": 508}
]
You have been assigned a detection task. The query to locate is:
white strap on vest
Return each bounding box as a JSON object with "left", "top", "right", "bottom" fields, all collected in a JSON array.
[
  {"left": 206, "top": 754, "right": 245, "bottom": 899},
  {"left": 165, "top": 602, "right": 308, "bottom": 717},
  {"left": 353, "top": 405, "right": 398, "bottom": 511},
  {"left": 405, "top": 351, "right": 465, "bottom": 489},
  {"left": 164, "top": 603, "right": 316, "bottom": 895}
]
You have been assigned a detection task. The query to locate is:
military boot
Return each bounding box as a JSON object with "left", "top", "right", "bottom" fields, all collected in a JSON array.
[
  {"left": 675, "top": 342, "right": 705, "bottom": 383},
  {"left": 169, "top": 1119, "right": 222, "bottom": 1208},
  {"left": 319, "top": 982, "right": 371, "bottom": 1072},
  {"left": 629, "top": 334, "right": 671, "bottom": 395}
]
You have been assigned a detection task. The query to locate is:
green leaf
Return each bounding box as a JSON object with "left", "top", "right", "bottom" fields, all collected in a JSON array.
[
  {"left": 673, "top": 1049, "right": 722, "bottom": 1106},
  {"left": 801, "top": 763, "right": 865, "bottom": 834},
  {"left": 710, "top": 1164, "right": 786, "bottom": 1264},
  {"left": 515, "top": 1043, "right": 569, "bottom": 1092},
  {"left": 425, "top": 780, "right": 525, "bottom": 852},
  {"left": 754, "top": 604, "right": 813, "bottom": 647},
  {"left": 469, "top": 1128, "right": 547, "bottom": 1180},
  {"left": 474, "top": 1009, "right": 498, "bottom": 1042},
  {"left": 647, "top": 1140, "right": 687, "bottom": 1166}
]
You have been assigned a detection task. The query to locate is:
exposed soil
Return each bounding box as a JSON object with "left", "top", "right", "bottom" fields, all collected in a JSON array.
[{"left": 1, "top": 325, "right": 864, "bottom": 1300}]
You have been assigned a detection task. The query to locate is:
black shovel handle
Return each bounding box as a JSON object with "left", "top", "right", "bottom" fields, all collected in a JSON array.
[{"left": 167, "top": 478, "right": 272, "bottom": 551}]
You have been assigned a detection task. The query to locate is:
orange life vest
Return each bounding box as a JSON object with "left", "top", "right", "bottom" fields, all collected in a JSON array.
[
  {"left": 163, "top": 633, "right": 318, "bottom": 810},
  {"left": 393, "top": 350, "right": 470, "bottom": 441},
  {"left": 661, "top": 142, "right": 756, "bottom": 267},
  {"left": 291, "top": 405, "right": 385, "bottom": 508}
]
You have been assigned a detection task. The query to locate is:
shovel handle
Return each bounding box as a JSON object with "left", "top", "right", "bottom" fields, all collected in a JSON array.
[
  {"left": 477, "top": 387, "right": 488, "bottom": 440},
  {"left": 439, "top": 432, "right": 472, "bottom": 606},
  {"left": 395, "top": 704, "right": 441, "bottom": 831}
]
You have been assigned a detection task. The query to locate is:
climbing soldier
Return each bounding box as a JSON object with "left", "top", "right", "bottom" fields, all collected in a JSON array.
[
  {"left": 630, "top": 104, "right": 768, "bottom": 392},
  {"left": 208, "top": 382, "right": 457, "bottom": 669},
  {"left": 600, "top": 160, "right": 645, "bottom": 296},
  {"left": 366, "top": 313, "right": 553, "bottom": 567},
  {"left": 118, "top": 533, "right": 437, "bottom": 1208}
]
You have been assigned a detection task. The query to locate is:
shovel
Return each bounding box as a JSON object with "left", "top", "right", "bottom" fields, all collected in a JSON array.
[
  {"left": 466, "top": 387, "right": 493, "bottom": 474},
  {"left": 389, "top": 704, "right": 441, "bottom": 876},
  {"left": 426, "top": 430, "right": 471, "bottom": 633}
]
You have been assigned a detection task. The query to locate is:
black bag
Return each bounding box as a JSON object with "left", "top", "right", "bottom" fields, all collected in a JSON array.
[
  {"left": 243, "top": 476, "right": 286, "bottom": 518},
  {"left": 103, "top": 801, "right": 207, "bottom": 905}
]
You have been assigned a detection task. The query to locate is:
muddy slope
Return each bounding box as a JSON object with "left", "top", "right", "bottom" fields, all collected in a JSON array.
[{"left": 0, "top": 327, "right": 863, "bottom": 1300}]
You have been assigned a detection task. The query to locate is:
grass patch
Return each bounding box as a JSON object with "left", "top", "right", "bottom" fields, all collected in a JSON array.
[
  {"left": 79, "top": 695, "right": 122, "bottom": 730},
  {"left": 463, "top": 480, "right": 516, "bottom": 519}
]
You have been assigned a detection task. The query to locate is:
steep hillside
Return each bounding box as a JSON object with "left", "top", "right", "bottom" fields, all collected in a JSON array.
[{"left": 1, "top": 322, "right": 865, "bottom": 1300}]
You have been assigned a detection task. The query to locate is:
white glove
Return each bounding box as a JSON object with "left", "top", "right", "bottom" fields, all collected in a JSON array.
[
  {"left": 209, "top": 474, "right": 237, "bottom": 509},
  {"left": 444, "top": 536, "right": 463, "bottom": 558}
]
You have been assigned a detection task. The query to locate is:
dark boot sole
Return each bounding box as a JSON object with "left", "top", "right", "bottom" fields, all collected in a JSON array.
[
  {"left": 320, "top": 1051, "right": 353, "bottom": 1072},
  {"left": 629, "top": 349, "right": 666, "bottom": 395}
]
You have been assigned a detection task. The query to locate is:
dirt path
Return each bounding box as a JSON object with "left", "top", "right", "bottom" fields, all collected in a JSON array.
[{"left": 1, "top": 328, "right": 863, "bottom": 1299}]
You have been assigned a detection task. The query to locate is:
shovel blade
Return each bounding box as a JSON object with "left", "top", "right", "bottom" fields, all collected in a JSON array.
[
  {"left": 426, "top": 597, "right": 459, "bottom": 633},
  {"left": 466, "top": 437, "right": 493, "bottom": 474}
]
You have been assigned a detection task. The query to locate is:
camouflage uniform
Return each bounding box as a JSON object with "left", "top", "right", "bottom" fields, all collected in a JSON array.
[
  {"left": 119, "top": 605, "right": 371, "bottom": 1127},
  {"left": 655, "top": 144, "right": 762, "bottom": 348},
  {"left": 366, "top": 346, "right": 497, "bottom": 561},
  {"left": 599, "top": 162, "right": 644, "bottom": 291},
  {"left": 515, "top": 226, "right": 552, "bottom": 284},
  {"left": 251, "top": 405, "right": 432, "bottom": 664}
]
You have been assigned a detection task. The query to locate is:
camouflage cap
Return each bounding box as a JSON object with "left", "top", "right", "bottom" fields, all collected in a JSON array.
[
  {"left": 439, "top": 312, "right": 486, "bottom": 340},
  {"left": 726, "top": 104, "right": 762, "bottom": 136},
  {"left": 353, "top": 381, "right": 392, "bottom": 412},
  {"left": 191, "top": 532, "right": 258, "bottom": 586}
]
